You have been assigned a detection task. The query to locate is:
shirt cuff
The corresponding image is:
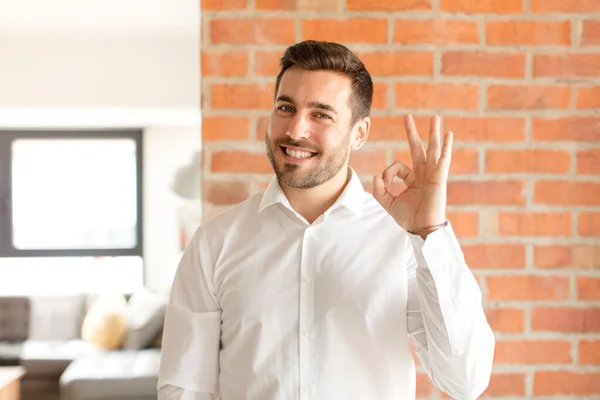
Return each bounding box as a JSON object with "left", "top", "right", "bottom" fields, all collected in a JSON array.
[{"left": 407, "top": 221, "right": 464, "bottom": 271}]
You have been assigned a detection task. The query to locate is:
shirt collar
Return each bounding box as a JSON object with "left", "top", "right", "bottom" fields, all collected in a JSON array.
[{"left": 258, "top": 167, "right": 365, "bottom": 218}]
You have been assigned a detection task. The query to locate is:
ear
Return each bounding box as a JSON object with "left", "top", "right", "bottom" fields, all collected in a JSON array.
[{"left": 351, "top": 117, "right": 370, "bottom": 150}]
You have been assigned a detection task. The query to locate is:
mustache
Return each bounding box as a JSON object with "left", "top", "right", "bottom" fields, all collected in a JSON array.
[{"left": 274, "top": 138, "right": 321, "bottom": 153}]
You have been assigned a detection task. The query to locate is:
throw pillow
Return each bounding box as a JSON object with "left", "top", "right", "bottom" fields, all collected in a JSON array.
[
  {"left": 123, "top": 289, "right": 166, "bottom": 350},
  {"left": 81, "top": 293, "right": 127, "bottom": 350}
]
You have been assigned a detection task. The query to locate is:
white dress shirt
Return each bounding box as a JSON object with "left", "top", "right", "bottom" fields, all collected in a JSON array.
[{"left": 158, "top": 168, "right": 495, "bottom": 400}]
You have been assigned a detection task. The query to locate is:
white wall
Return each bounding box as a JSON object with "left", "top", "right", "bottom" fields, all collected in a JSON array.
[
  {"left": 0, "top": 33, "right": 199, "bottom": 109},
  {"left": 0, "top": 0, "right": 198, "bottom": 32},
  {"left": 0, "top": 14, "right": 201, "bottom": 294}
]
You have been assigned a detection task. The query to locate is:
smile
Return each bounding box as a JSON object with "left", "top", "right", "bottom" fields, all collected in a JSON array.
[{"left": 280, "top": 146, "right": 318, "bottom": 160}]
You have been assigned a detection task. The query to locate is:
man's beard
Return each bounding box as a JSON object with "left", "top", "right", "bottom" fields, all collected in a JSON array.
[{"left": 265, "top": 130, "right": 351, "bottom": 189}]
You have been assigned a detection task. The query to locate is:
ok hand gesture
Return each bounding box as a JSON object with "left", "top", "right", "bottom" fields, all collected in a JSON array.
[{"left": 373, "top": 115, "right": 453, "bottom": 237}]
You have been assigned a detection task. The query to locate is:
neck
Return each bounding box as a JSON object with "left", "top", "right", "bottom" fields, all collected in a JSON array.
[{"left": 281, "top": 167, "right": 351, "bottom": 224}]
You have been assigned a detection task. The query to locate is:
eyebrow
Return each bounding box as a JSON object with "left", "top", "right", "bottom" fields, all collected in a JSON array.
[{"left": 276, "top": 95, "right": 338, "bottom": 115}]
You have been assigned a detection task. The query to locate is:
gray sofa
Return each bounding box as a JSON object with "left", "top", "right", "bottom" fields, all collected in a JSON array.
[{"left": 0, "top": 292, "right": 165, "bottom": 400}]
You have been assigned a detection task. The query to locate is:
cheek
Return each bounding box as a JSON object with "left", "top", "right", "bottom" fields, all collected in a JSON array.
[
  {"left": 268, "top": 116, "right": 288, "bottom": 138},
  {"left": 313, "top": 129, "right": 343, "bottom": 152}
]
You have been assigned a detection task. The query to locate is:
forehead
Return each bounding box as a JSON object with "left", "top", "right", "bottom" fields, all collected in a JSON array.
[{"left": 277, "top": 67, "right": 353, "bottom": 110}]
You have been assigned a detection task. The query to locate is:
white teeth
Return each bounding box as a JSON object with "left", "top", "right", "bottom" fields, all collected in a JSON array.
[{"left": 285, "top": 148, "right": 313, "bottom": 159}]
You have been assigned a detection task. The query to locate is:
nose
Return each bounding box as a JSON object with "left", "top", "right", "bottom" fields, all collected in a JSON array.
[{"left": 286, "top": 113, "right": 310, "bottom": 140}]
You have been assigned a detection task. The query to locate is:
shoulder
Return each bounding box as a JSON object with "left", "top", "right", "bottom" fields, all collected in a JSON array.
[
  {"left": 360, "top": 190, "right": 410, "bottom": 240},
  {"left": 362, "top": 190, "right": 397, "bottom": 223},
  {"left": 194, "top": 189, "right": 265, "bottom": 247},
  {"left": 203, "top": 190, "right": 263, "bottom": 228}
]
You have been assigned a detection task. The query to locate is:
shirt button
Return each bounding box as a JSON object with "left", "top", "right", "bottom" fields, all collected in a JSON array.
[
  {"left": 303, "top": 331, "right": 311, "bottom": 338},
  {"left": 303, "top": 277, "right": 310, "bottom": 284},
  {"left": 302, "top": 386, "right": 311, "bottom": 393}
]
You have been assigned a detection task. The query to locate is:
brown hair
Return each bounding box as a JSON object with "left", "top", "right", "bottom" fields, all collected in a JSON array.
[{"left": 274, "top": 40, "right": 373, "bottom": 125}]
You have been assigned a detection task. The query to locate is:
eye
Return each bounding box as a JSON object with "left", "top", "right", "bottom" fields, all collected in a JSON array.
[
  {"left": 315, "top": 113, "right": 331, "bottom": 120},
  {"left": 277, "top": 105, "right": 295, "bottom": 113}
]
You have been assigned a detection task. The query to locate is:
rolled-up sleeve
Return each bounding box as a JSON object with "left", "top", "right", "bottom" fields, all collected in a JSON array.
[{"left": 158, "top": 226, "right": 222, "bottom": 399}]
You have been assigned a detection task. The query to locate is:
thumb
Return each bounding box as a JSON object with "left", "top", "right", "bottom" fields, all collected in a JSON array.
[{"left": 372, "top": 175, "right": 392, "bottom": 209}]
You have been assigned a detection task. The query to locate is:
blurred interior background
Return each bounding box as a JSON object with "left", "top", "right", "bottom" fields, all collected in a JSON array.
[
  {"left": 0, "top": 1, "right": 201, "bottom": 399},
  {"left": 0, "top": 0, "right": 201, "bottom": 295}
]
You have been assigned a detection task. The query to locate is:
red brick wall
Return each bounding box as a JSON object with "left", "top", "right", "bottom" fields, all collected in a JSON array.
[{"left": 200, "top": 0, "right": 600, "bottom": 398}]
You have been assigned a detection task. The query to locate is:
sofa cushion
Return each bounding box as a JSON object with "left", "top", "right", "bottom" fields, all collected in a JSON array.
[
  {"left": 59, "top": 349, "right": 160, "bottom": 399},
  {"left": 29, "top": 295, "right": 88, "bottom": 341},
  {"left": 0, "top": 341, "right": 24, "bottom": 366},
  {"left": 20, "top": 340, "right": 100, "bottom": 377},
  {"left": 0, "top": 296, "right": 30, "bottom": 341},
  {"left": 123, "top": 289, "right": 166, "bottom": 350},
  {"left": 21, "top": 378, "right": 60, "bottom": 400}
]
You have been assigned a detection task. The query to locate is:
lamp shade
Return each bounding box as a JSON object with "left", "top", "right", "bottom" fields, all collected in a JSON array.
[{"left": 171, "top": 151, "right": 201, "bottom": 199}]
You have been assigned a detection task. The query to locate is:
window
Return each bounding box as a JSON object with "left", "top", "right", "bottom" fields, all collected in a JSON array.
[{"left": 0, "top": 129, "right": 143, "bottom": 258}]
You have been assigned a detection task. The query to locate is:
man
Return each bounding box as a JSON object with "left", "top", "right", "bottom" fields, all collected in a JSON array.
[{"left": 158, "top": 40, "right": 495, "bottom": 400}]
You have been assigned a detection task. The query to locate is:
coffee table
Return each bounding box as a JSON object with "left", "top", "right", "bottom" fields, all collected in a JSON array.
[{"left": 0, "top": 366, "right": 25, "bottom": 400}]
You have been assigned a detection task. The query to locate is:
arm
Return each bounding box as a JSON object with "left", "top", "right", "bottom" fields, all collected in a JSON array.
[
  {"left": 406, "top": 222, "right": 495, "bottom": 400},
  {"left": 158, "top": 226, "right": 221, "bottom": 399},
  {"left": 372, "top": 115, "right": 495, "bottom": 398}
]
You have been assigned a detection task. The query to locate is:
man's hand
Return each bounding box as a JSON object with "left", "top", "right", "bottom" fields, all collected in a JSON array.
[{"left": 372, "top": 115, "right": 453, "bottom": 237}]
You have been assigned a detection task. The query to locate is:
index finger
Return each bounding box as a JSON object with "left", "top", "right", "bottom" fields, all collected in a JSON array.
[{"left": 381, "top": 161, "right": 412, "bottom": 188}]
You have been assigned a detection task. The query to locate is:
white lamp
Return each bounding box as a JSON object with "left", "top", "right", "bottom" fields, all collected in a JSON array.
[{"left": 171, "top": 151, "right": 201, "bottom": 199}]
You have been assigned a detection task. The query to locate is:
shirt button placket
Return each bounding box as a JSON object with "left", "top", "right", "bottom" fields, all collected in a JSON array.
[{"left": 299, "top": 227, "right": 315, "bottom": 400}]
